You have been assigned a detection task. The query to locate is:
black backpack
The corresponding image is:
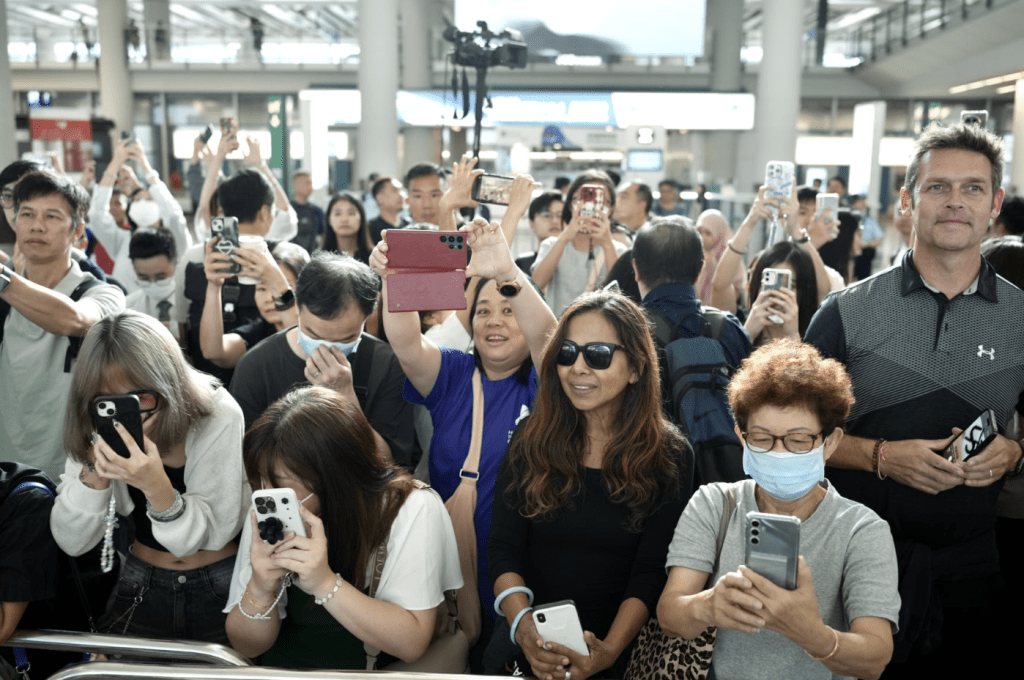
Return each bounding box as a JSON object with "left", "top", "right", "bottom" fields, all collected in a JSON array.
[
  {"left": 648, "top": 306, "right": 746, "bottom": 489},
  {"left": 0, "top": 275, "right": 105, "bottom": 372}
]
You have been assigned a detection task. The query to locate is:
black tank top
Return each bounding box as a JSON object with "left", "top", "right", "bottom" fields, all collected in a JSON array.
[{"left": 128, "top": 464, "right": 187, "bottom": 552}]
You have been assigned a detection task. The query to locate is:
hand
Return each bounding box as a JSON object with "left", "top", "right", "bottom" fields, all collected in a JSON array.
[
  {"left": 126, "top": 143, "right": 153, "bottom": 175},
  {"left": 108, "top": 139, "right": 134, "bottom": 176},
  {"left": 246, "top": 510, "right": 291, "bottom": 601},
  {"left": 705, "top": 570, "right": 766, "bottom": 634},
  {"left": 80, "top": 160, "right": 96, "bottom": 187},
  {"left": 740, "top": 186, "right": 775, "bottom": 232},
  {"left": 203, "top": 237, "right": 235, "bottom": 287},
  {"left": 193, "top": 134, "right": 208, "bottom": 160},
  {"left": 545, "top": 632, "right": 615, "bottom": 680},
  {"left": 216, "top": 131, "right": 239, "bottom": 160},
  {"left": 960, "top": 433, "right": 1023, "bottom": 487},
  {"left": 515, "top": 613, "right": 573, "bottom": 680},
  {"left": 577, "top": 211, "right": 612, "bottom": 244},
  {"left": 116, "top": 165, "right": 141, "bottom": 195},
  {"left": 92, "top": 420, "right": 171, "bottom": 500},
  {"left": 368, "top": 237, "right": 391, "bottom": 280},
  {"left": 269, "top": 505, "right": 336, "bottom": 598},
  {"left": 879, "top": 436, "right": 964, "bottom": 494},
  {"left": 230, "top": 244, "right": 287, "bottom": 291},
  {"left": 304, "top": 345, "right": 355, "bottom": 397},
  {"left": 463, "top": 218, "right": 516, "bottom": 282},
  {"left": 739, "top": 558, "right": 828, "bottom": 650},
  {"left": 507, "top": 174, "right": 542, "bottom": 221},
  {"left": 779, "top": 187, "right": 802, "bottom": 239},
  {"left": 809, "top": 209, "right": 840, "bottom": 247},
  {"left": 439, "top": 154, "right": 483, "bottom": 212},
  {"left": 745, "top": 288, "right": 799, "bottom": 340},
  {"left": 243, "top": 135, "right": 265, "bottom": 168}
]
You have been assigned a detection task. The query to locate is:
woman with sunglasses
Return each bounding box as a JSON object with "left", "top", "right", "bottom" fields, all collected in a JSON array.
[
  {"left": 51, "top": 311, "right": 248, "bottom": 645},
  {"left": 487, "top": 291, "right": 692, "bottom": 680},
  {"left": 657, "top": 340, "right": 899, "bottom": 680}
]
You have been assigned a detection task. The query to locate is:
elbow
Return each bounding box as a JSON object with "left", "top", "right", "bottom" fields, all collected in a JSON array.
[
  {"left": 862, "top": 638, "right": 894, "bottom": 680},
  {"left": 393, "top": 623, "right": 434, "bottom": 664},
  {"left": 655, "top": 598, "right": 683, "bottom": 639}
]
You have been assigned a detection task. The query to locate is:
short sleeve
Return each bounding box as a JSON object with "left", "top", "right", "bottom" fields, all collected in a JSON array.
[
  {"left": 531, "top": 237, "right": 558, "bottom": 273},
  {"left": 802, "top": 293, "right": 846, "bottom": 363},
  {"left": 403, "top": 348, "right": 474, "bottom": 406},
  {"left": 841, "top": 510, "right": 901, "bottom": 630},
  {"left": 665, "top": 484, "right": 727, "bottom": 575}
]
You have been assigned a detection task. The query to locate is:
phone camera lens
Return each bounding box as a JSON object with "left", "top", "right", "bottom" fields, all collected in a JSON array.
[
  {"left": 537, "top": 613, "right": 546, "bottom": 623},
  {"left": 266, "top": 500, "right": 276, "bottom": 512},
  {"left": 751, "top": 537, "right": 760, "bottom": 545},
  {"left": 449, "top": 244, "right": 455, "bottom": 249},
  {"left": 456, "top": 236, "right": 464, "bottom": 243},
  {"left": 751, "top": 520, "right": 760, "bottom": 528},
  {"left": 751, "top": 529, "right": 759, "bottom": 536},
  {"left": 281, "top": 497, "right": 289, "bottom": 504}
]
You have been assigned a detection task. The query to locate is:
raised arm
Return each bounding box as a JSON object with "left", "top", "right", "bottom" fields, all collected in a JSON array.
[
  {"left": 129, "top": 144, "right": 192, "bottom": 252},
  {"left": 712, "top": 187, "right": 772, "bottom": 312},
  {"left": 437, "top": 154, "right": 483, "bottom": 233},
  {"left": 198, "top": 238, "right": 247, "bottom": 368},
  {"left": 195, "top": 133, "right": 237, "bottom": 239},
  {"left": 244, "top": 136, "right": 298, "bottom": 241},
  {"left": 0, "top": 266, "right": 123, "bottom": 337}
]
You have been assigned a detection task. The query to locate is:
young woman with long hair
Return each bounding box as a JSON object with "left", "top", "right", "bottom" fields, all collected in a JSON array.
[
  {"left": 322, "top": 191, "right": 373, "bottom": 264},
  {"left": 488, "top": 291, "right": 693, "bottom": 680}
]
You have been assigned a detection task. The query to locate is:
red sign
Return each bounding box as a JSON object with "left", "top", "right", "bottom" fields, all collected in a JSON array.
[{"left": 30, "top": 119, "right": 92, "bottom": 141}]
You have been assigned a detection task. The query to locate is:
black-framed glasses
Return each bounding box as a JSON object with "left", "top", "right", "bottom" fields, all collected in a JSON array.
[
  {"left": 742, "top": 431, "right": 825, "bottom": 454},
  {"left": 556, "top": 340, "right": 625, "bottom": 370},
  {"left": 128, "top": 390, "right": 161, "bottom": 413}
]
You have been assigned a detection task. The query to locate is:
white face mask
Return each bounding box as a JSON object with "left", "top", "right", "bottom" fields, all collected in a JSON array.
[
  {"left": 138, "top": 277, "right": 176, "bottom": 302},
  {"left": 128, "top": 200, "right": 161, "bottom": 229}
]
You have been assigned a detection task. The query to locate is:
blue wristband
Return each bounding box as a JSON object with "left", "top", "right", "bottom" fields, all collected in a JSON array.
[
  {"left": 494, "top": 585, "right": 534, "bottom": 616},
  {"left": 510, "top": 606, "right": 534, "bottom": 647}
]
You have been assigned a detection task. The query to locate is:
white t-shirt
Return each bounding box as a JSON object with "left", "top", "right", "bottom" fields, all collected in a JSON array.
[
  {"left": 126, "top": 289, "right": 180, "bottom": 341},
  {"left": 533, "top": 237, "right": 629, "bottom": 316},
  {"left": 225, "top": 486, "right": 463, "bottom": 616}
]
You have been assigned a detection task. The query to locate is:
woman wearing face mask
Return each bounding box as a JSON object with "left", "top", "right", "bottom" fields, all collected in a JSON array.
[
  {"left": 322, "top": 192, "right": 374, "bottom": 264},
  {"left": 200, "top": 241, "right": 310, "bottom": 368},
  {"left": 657, "top": 340, "right": 900, "bottom": 680},
  {"left": 224, "top": 386, "right": 462, "bottom": 668},
  {"left": 51, "top": 311, "right": 247, "bottom": 645}
]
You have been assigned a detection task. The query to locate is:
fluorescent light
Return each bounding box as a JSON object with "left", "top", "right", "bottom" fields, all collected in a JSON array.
[
  {"left": 996, "top": 84, "right": 1017, "bottom": 95},
  {"left": 950, "top": 70, "right": 1024, "bottom": 94}
]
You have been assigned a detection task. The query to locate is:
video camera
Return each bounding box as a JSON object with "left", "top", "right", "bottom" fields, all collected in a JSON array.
[{"left": 443, "top": 20, "right": 528, "bottom": 70}]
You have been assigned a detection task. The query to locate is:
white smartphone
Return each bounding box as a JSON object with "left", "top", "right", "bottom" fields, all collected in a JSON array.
[
  {"left": 764, "top": 161, "right": 795, "bottom": 247},
  {"left": 252, "top": 488, "right": 307, "bottom": 544},
  {"left": 816, "top": 193, "right": 839, "bottom": 222},
  {"left": 533, "top": 600, "right": 589, "bottom": 658}
]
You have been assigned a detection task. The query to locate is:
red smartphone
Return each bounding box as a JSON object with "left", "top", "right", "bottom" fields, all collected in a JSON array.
[
  {"left": 575, "top": 185, "right": 609, "bottom": 218},
  {"left": 385, "top": 231, "right": 467, "bottom": 312}
]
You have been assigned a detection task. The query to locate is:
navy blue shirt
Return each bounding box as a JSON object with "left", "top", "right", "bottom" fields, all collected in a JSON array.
[{"left": 642, "top": 282, "right": 752, "bottom": 369}]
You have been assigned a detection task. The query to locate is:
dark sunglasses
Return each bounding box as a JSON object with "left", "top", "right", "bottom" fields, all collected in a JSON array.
[{"left": 556, "top": 340, "right": 625, "bottom": 370}]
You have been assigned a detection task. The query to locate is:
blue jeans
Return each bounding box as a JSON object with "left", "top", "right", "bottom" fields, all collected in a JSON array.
[{"left": 98, "top": 550, "right": 234, "bottom": 646}]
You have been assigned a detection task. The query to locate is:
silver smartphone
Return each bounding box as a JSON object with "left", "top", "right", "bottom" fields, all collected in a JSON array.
[
  {"left": 944, "top": 408, "right": 997, "bottom": 462},
  {"left": 761, "top": 268, "right": 793, "bottom": 325},
  {"left": 745, "top": 511, "right": 800, "bottom": 590},
  {"left": 764, "top": 161, "right": 795, "bottom": 247},
  {"left": 252, "top": 488, "right": 307, "bottom": 544},
  {"left": 533, "top": 600, "right": 589, "bottom": 657},
  {"left": 816, "top": 193, "right": 839, "bottom": 222}
]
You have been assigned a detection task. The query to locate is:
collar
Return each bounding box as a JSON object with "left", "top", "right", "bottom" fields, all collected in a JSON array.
[
  {"left": 643, "top": 282, "right": 699, "bottom": 305},
  {"left": 899, "top": 248, "right": 998, "bottom": 302}
]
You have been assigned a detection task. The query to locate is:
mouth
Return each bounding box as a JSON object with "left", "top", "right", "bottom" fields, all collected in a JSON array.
[
  {"left": 569, "top": 383, "right": 597, "bottom": 394},
  {"left": 484, "top": 334, "right": 507, "bottom": 344}
]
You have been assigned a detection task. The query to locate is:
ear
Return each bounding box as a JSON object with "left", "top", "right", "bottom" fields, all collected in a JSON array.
[
  {"left": 899, "top": 186, "right": 913, "bottom": 213},
  {"left": 992, "top": 187, "right": 1005, "bottom": 219},
  {"left": 72, "top": 220, "right": 86, "bottom": 241},
  {"left": 823, "top": 427, "right": 843, "bottom": 463},
  {"left": 629, "top": 367, "right": 640, "bottom": 385},
  {"left": 631, "top": 259, "right": 641, "bottom": 283}
]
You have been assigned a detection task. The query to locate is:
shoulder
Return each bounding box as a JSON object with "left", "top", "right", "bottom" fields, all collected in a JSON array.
[
  {"left": 182, "top": 242, "right": 206, "bottom": 265},
  {"left": 238, "top": 328, "right": 292, "bottom": 365},
  {"left": 613, "top": 239, "right": 630, "bottom": 255}
]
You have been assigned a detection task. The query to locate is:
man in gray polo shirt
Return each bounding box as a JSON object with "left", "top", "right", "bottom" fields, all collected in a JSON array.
[{"left": 805, "top": 123, "right": 1024, "bottom": 678}]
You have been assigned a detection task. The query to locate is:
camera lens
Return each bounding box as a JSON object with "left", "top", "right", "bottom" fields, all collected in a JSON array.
[
  {"left": 751, "top": 529, "right": 759, "bottom": 536},
  {"left": 751, "top": 520, "right": 760, "bottom": 528},
  {"left": 266, "top": 500, "right": 276, "bottom": 511},
  {"left": 281, "top": 497, "right": 288, "bottom": 504},
  {"left": 751, "top": 537, "right": 760, "bottom": 545},
  {"left": 537, "top": 613, "right": 546, "bottom": 623}
]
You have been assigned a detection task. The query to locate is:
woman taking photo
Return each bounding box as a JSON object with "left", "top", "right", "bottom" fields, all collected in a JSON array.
[
  {"left": 224, "top": 386, "right": 462, "bottom": 668},
  {"left": 488, "top": 291, "right": 692, "bottom": 680},
  {"left": 658, "top": 340, "right": 899, "bottom": 680},
  {"left": 322, "top": 191, "right": 374, "bottom": 264},
  {"left": 743, "top": 241, "right": 818, "bottom": 346},
  {"left": 51, "top": 311, "right": 248, "bottom": 645}
]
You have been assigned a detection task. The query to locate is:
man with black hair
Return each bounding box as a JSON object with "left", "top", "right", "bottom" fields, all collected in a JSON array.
[
  {"left": 404, "top": 163, "right": 446, "bottom": 226},
  {"left": 992, "top": 195, "right": 1024, "bottom": 237},
  {"left": 175, "top": 168, "right": 280, "bottom": 381},
  {"left": 367, "top": 176, "right": 407, "bottom": 243},
  {"left": 230, "top": 252, "right": 416, "bottom": 469},
  {"left": 0, "top": 171, "right": 124, "bottom": 479},
  {"left": 652, "top": 179, "right": 686, "bottom": 217},
  {"left": 614, "top": 181, "right": 653, "bottom": 234},
  {"left": 126, "top": 229, "right": 178, "bottom": 338},
  {"left": 515, "top": 191, "right": 564, "bottom": 274},
  {"left": 289, "top": 171, "right": 324, "bottom": 254}
]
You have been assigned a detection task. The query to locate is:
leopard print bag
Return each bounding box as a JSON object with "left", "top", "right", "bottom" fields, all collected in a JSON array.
[{"left": 624, "top": 484, "right": 739, "bottom": 680}]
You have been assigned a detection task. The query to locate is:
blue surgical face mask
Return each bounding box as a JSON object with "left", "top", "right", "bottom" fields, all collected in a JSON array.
[
  {"left": 297, "top": 323, "right": 362, "bottom": 358},
  {"left": 742, "top": 440, "right": 826, "bottom": 502}
]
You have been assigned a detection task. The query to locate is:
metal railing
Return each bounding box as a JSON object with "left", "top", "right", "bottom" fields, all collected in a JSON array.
[
  {"left": 49, "top": 663, "right": 482, "bottom": 680},
  {"left": 1, "top": 630, "right": 253, "bottom": 667}
]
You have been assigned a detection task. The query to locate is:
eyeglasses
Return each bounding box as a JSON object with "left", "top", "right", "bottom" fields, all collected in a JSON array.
[
  {"left": 742, "top": 431, "right": 825, "bottom": 454},
  {"left": 0, "top": 190, "right": 13, "bottom": 208},
  {"left": 128, "top": 390, "right": 161, "bottom": 413},
  {"left": 556, "top": 340, "right": 625, "bottom": 370},
  {"left": 537, "top": 211, "right": 558, "bottom": 219}
]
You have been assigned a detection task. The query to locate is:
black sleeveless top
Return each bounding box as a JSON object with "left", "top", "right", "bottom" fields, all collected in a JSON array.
[{"left": 128, "top": 464, "right": 187, "bottom": 552}]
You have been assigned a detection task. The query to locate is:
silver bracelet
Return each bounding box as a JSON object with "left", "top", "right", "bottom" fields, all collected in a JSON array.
[
  {"left": 314, "top": 574, "right": 343, "bottom": 606},
  {"left": 147, "top": 490, "right": 186, "bottom": 523},
  {"left": 238, "top": 573, "right": 292, "bottom": 621}
]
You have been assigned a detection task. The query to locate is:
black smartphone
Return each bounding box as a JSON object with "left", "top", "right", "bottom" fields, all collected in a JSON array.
[
  {"left": 199, "top": 125, "right": 213, "bottom": 144},
  {"left": 210, "top": 216, "right": 242, "bottom": 274},
  {"left": 471, "top": 174, "right": 515, "bottom": 206},
  {"left": 91, "top": 395, "right": 145, "bottom": 458},
  {"left": 945, "top": 408, "right": 998, "bottom": 462}
]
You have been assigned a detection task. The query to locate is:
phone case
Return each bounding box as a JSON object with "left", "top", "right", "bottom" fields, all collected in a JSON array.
[
  {"left": 533, "top": 600, "right": 590, "bottom": 657},
  {"left": 252, "top": 488, "right": 307, "bottom": 544},
  {"left": 744, "top": 511, "right": 801, "bottom": 590},
  {"left": 816, "top": 193, "right": 840, "bottom": 220},
  {"left": 386, "top": 231, "right": 468, "bottom": 312},
  {"left": 945, "top": 409, "right": 997, "bottom": 462},
  {"left": 575, "top": 185, "right": 610, "bottom": 218},
  {"left": 472, "top": 174, "right": 515, "bottom": 206},
  {"left": 211, "top": 217, "right": 242, "bottom": 273},
  {"left": 91, "top": 395, "right": 145, "bottom": 459}
]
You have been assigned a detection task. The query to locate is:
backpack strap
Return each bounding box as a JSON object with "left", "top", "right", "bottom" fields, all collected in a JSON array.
[
  {"left": 710, "top": 483, "right": 740, "bottom": 579},
  {"left": 64, "top": 276, "right": 105, "bottom": 373},
  {"left": 350, "top": 335, "right": 375, "bottom": 402}
]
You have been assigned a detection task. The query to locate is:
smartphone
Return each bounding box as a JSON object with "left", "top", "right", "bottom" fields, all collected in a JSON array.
[
  {"left": 744, "top": 511, "right": 801, "bottom": 590},
  {"left": 120, "top": 130, "right": 135, "bottom": 144},
  {"left": 533, "top": 600, "right": 589, "bottom": 657},
  {"left": 91, "top": 395, "right": 145, "bottom": 459},
  {"left": 471, "top": 174, "right": 515, "bottom": 206},
  {"left": 199, "top": 125, "right": 213, "bottom": 144},
  {"left": 944, "top": 408, "right": 997, "bottom": 462},
  {"left": 764, "top": 161, "right": 795, "bottom": 247},
  {"left": 252, "top": 488, "right": 307, "bottom": 544},
  {"left": 816, "top": 193, "right": 839, "bottom": 222},
  {"left": 210, "top": 216, "right": 242, "bottom": 274},
  {"left": 385, "top": 231, "right": 467, "bottom": 313},
  {"left": 761, "top": 268, "right": 792, "bottom": 325},
  {"left": 575, "top": 184, "right": 610, "bottom": 218},
  {"left": 961, "top": 110, "right": 988, "bottom": 127},
  {"left": 220, "top": 117, "right": 236, "bottom": 136}
]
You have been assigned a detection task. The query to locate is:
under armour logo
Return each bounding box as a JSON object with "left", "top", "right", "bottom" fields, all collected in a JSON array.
[{"left": 977, "top": 345, "right": 995, "bottom": 360}]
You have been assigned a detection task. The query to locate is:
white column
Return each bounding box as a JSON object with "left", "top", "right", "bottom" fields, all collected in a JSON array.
[
  {"left": 143, "top": 0, "right": 171, "bottom": 61},
  {"left": 359, "top": 0, "right": 400, "bottom": 179},
  {"left": 751, "top": 0, "right": 803, "bottom": 186},
  {"left": 1013, "top": 80, "right": 1024, "bottom": 194},
  {"left": 0, "top": 0, "right": 17, "bottom": 164},
  {"left": 705, "top": 0, "right": 743, "bottom": 186},
  {"left": 400, "top": 0, "right": 441, "bottom": 170},
  {"left": 849, "top": 101, "right": 886, "bottom": 214},
  {"left": 97, "top": 0, "right": 133, "bottom": 134}
]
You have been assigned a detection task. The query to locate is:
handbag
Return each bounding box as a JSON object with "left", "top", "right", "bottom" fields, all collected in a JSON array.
[
  {"left": 623, "top": 484, "right": 739, "bottom": 680},
  {"left": 363, "top": 483, "right": 470, "bottom": 674}
]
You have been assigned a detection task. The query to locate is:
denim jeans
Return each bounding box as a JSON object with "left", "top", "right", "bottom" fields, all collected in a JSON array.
[{"left": 98, "top": 550, "right": 234, "bottom": 646}]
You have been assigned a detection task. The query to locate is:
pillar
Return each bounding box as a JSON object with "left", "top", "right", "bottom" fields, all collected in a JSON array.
[
  {"left": 97, "top": 0, "right": 133, "bottom": 134},
  {"left": 705, "top": 0, "right": 743, "bottom": 186},
  {"left": 358, "top": 0, "right": 400, "bottom": 180},
  {"left": 0, "top": 0, "right": 17, "bottom": 164},
  {"left": 849, "top": 101, "right": 886, "bottom": 215},
  {"left": 1013, "top": 80, "right": 1024, "bottom": 194},
  {"left": 400, "top": 0, "right": 441, "bottom": 171},
  {"left": 143, "top": 0, "right": 172, "bottom": 61}
]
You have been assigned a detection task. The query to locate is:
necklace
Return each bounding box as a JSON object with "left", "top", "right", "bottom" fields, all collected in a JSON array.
[{"left": 101, "top": 496, "right": 118, "bottom": 573}]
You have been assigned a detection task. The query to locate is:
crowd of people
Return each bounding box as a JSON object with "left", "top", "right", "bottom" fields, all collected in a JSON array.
[{"left": 0, "top": 119, "right": 1021, "bottom": 680}]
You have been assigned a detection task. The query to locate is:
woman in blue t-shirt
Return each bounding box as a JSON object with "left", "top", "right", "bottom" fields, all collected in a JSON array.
[{"left": 369, "top": 174, "right": 556, "bottom": 651}]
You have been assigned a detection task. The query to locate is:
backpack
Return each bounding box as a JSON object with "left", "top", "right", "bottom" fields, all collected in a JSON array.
[
  {"left": 0, "top": 275, "right": 105, "bottom": 373},
  {"left": 648, "top": 306, "right": 746, "bottom": 489}
]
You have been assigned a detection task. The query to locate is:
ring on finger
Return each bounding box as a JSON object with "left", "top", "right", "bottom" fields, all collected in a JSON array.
[{"left": 313, "top": 371, "right": 321, "bottom": 379}]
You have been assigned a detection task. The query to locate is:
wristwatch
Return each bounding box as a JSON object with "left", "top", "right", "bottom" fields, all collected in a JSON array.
[
  {"left": 274, "top": 288, "right": 296, "bottom": 312},
  {"left": 1011, "top": 440, "right": 1024, "bottom": 477},
  {"left": 497, "top": 277, "right": 522, "bottom": 298},
  {"left": 0, "top": 265, "right": 12, "bottom": 295},
  {"left": 793, "top": 229, "right": 811, "bottom": 244}
]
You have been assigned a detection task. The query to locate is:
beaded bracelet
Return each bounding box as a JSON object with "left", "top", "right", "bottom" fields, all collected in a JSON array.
[
  {"left": 147, "top": 490, "right": 186, "bottom": 523},
  {"left": 872, "top": 439, "right": 888, "bottom": 480},
  {"left": 494, "top": 585, "right": 534, "bottom": 616},
  {"left": 510, "top": 606, "right": 534, "bottom": 646},
  {"left": 314, "top": 574, "right": 343, "bottom": 606},
  {"left": 238, "top": 573, "right": 292, "bottom": 621}
]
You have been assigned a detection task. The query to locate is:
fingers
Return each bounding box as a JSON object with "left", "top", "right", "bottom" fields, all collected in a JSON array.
[{"left": 111, "top": 420, "right": 144, "bottom": 458}]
